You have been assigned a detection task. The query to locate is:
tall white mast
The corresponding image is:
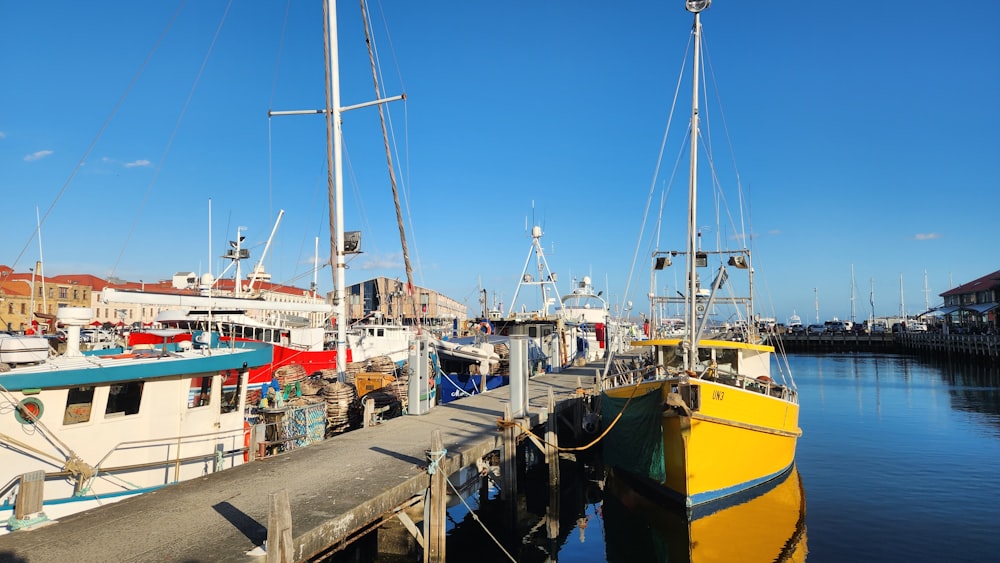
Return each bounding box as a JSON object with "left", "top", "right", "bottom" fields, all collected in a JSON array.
[
  {"left": 326, "top": 0, "right": 348, "bottom": 383},
  {"left": 270, "top": 0, "right": 403, "bottom": 383},
  {"left": 850, "top": 264, "right": 856, "bottom": 323},
  {"left": 899, "top": 273, "right": 905, "bottom": 321},
  {"left": 36, "top": 206, "right": 46, "bottom": 315},
  {"left": 208, "top": 199, "right": 213, "bottom": 280},
  {"left": 684, "top": 0, "right": 709, "bottom": 371}
]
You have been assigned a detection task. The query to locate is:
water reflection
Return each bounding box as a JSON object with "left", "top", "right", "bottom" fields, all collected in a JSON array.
[{"left": 603, "top": 466, "right": 807, "bottom": 563}]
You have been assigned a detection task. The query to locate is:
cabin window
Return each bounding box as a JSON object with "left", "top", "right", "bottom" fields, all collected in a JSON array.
[
  {"left": 528, "top": 326, "right": 538, "bottom": 338},
  {"left": 220, "top": 371, "right": 242, "bottom": 414},
  {"left": 188, "top": 376, "right": 212, "bottom": 408},
  {"left": 64, "top": 387, "right": 95, "bottom": 425},
  {"left": 106, "top": 382, "right": 144, "bottom": 416}
]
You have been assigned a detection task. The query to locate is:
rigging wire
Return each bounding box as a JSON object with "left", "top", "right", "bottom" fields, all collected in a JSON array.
[
  {"left": 5, "top": 1, "right": 189, "bottom": 276},
  {"left": 109, "top": 1, "right": 236, "bottom": 280}
]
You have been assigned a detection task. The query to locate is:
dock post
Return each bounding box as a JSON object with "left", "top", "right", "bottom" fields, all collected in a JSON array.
[
  {"left": 426, "top": 429, "right": 447, "bottom": 563},
  {"left": 500, "top": 404, "right": 517, "bottom": 501},
  {"left": 266, "top": 489, "right": 293, "bottom": 563},
  {"left": 546, "top": 389, "right": 560, "bottom": 542},
  {"left": 363, "top": 396, "right": 375, "bottom": 428},
  {"left": 509, "top": 334, "right": 529, "bottom": 417}
]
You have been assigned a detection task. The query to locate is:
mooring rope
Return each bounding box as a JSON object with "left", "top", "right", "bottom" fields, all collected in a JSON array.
[
  {"left": 495, "top": 372, "right": 653, "bottom": 453},
  {"left": 443, "top": 473, "right": 516, "bottom": 562}
]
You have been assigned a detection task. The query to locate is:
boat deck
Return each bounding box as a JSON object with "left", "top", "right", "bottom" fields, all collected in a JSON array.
[{"left": 0, "top": 357, "right": 628, "bottom": 562}]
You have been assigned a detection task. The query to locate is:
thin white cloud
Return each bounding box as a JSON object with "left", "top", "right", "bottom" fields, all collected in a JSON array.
[
  {"left": 0, "top": 131, "right": 7, "bottom": 139},
  {"left": 359, "top": 253, "right": 403, "bottom": 270},
  {"left": 914, "top": 233, "right": 941, "bottom": 241},
  {"left": 100, "top": 156, "right": 152, "bottom": 168},
  {"left": 24, "top": 150, "right": 54, "bottom": 162}
]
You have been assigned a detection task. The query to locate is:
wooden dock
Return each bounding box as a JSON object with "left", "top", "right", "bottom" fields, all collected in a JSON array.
[
  {"left": 0, "top": 362, "right": 611, "bottom": 563},
  {"left": 775, "top": 332, "right": 1000, "bottom": 361}
]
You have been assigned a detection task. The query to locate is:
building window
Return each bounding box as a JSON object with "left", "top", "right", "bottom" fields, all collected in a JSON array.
[
  {"left": 59, "top": 287, "right": 68, "bottom": 299},
  {"left": 37, "top": 286, "right": 43, "bottom": 297},
  {"left": 73, "top": 289, "right": 79, "bottom": 300},
  {"left": 8, "top": 303, "right": 14, "bottom": 314},
  {"left": 188, "top": 376, "right": 212, "bottom": 408},
  {"left": 48, "top": 288, "right": 54, "bottom": 298},
  {"left": 106, "top": 382, "right": 144, "bottom": 416},
  {"left": 64, "top": 387, "right": 95, "bottom": 425}
]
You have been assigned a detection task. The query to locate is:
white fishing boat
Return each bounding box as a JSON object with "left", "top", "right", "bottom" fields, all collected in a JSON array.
[
  {"left": 0, "top": 307, "right": 271, "bottom": 533},
  {"left": 601, "top": 0, "right": 801, "bottom": 513},
  {"left": 558, "top": 275, "right": 626, "bottom": 364},
  {"left": 345, "top": 314, "right": 414, "bottom": 367}
]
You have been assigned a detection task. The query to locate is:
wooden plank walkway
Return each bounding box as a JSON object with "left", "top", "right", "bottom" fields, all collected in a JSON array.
[{"left": 0, "top": 364, "right": 607, "bottom": 563}]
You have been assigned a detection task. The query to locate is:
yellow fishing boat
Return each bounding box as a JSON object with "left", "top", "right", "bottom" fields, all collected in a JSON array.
[
  {"left": 601, "top": 0, "right": 801, "bottom": 511},
  {"left": 604, "top": 337, "right": 800, "bottom": 508}
]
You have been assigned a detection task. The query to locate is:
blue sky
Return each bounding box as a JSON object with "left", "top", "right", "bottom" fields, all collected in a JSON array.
[{"left": 3, "top": 1, "right": 998, "bottom": 324}]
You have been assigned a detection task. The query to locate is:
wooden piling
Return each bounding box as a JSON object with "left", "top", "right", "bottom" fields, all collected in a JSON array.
[
  {"left": 363, "top": 397, "right": 375, "bottom": 428},
  {"left": 426, "top": 429, "right": 446, "bottom": 563},
  {"left": 500, "top": 404, "right": 517, "bottom": 501},
  {"left": 545, "top": 389, "right": 560, "bottom": 541},
  {"left": 266, "top": 489, "right": 293, "bottom": 563}
]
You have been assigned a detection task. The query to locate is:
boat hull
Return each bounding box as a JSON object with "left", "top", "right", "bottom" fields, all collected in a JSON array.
[{"left": 603, "top": 377, "right": 800, "bottom": 508}]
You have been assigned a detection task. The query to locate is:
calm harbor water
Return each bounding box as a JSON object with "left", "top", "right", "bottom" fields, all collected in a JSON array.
[{"left": 438, "top": 353, "right": 1000, "bottom": 562}]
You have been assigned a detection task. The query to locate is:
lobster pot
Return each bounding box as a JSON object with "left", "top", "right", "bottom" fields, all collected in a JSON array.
[
  {"left": 347, "top": 355, "right": 396, "bottom": 377},
  {"left": 275, "top": 363, "right": 308, "bottom": 387},
  {"left": 286, "top": 398, "right": 326, "bottom": 447},
  {"left": 323, "top": 381, "right": 358, "bottom": 434},
  {"left": 387, "top": 363, "right": 410, "bottom": 407},
  {"left": 317, "top": 368, "right": 355, "bottom": 386},
  {"left": 298, "top": 376, "right": 326, "bottom": 397}
]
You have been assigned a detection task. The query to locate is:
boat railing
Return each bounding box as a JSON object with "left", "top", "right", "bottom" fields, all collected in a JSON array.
[
  {"left": 704, "top": 367, "right": 797, "bottom": 402},
  {"left": 91, "top": 427, "right": 248, "bottom": 487},
  {"left": 0, "top": 427, "right": 249, "bottom": 503}
]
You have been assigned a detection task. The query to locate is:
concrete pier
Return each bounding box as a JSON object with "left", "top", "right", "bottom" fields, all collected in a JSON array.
[{"left": 0, "top": 363, "right": 607, "bottom": 562}]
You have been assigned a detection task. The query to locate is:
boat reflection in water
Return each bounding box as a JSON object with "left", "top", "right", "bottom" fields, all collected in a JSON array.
[{"left": 603, "top": 465, "right": 807, "bottom": 562}]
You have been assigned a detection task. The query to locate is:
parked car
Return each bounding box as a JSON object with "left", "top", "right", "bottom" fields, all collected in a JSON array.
[
  {"left": 870, "top": 323, "right": 887, "bottom": 333},
  {"left": 807, "top": 324, "right": 826, "bottom": 334},
  {"left": 790, "top": 324, "right": 805, "bottom": 334},
  {"left": 827, "top": 321, "right": 847, "bottom": 333}
]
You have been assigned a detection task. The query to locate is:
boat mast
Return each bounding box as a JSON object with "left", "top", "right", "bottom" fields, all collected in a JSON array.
[
  {"left": 320, "top": 0, "right": 349, "bottom": 383},
  {"left": 684, "top": 0, "right": 709, "bottom": 371}
]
